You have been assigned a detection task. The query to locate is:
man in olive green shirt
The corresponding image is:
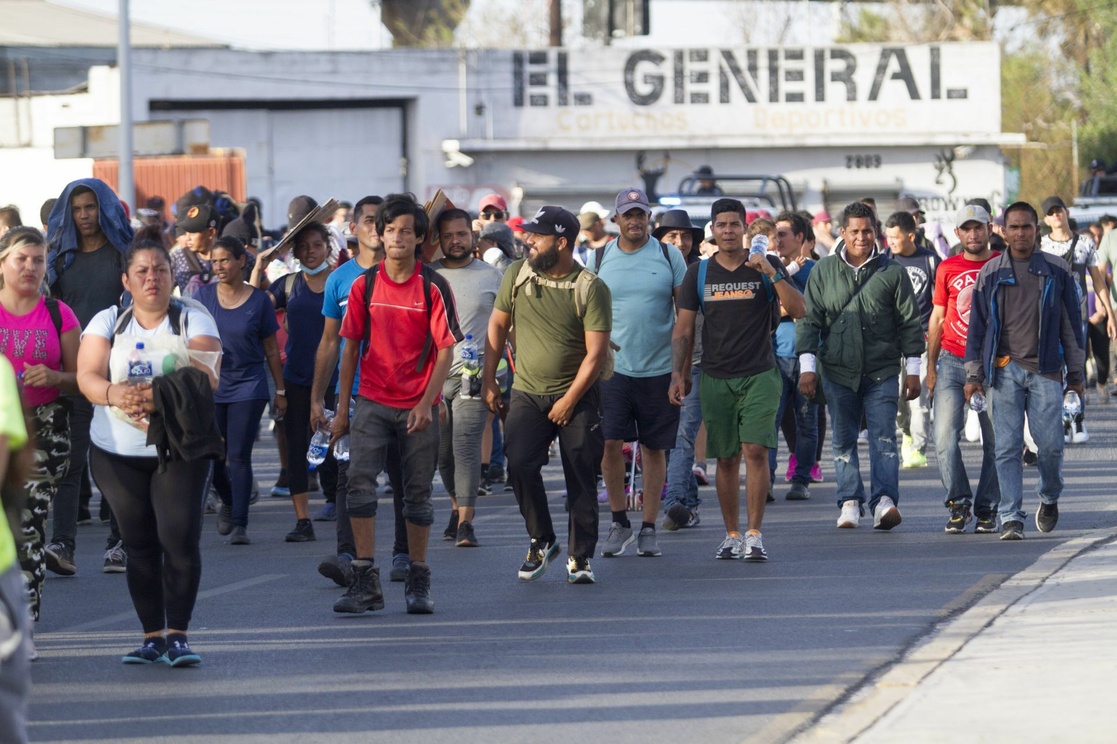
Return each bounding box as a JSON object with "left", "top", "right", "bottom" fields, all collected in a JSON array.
[{"left": 482, "top": 206, "right": 612, "bottom": 585}]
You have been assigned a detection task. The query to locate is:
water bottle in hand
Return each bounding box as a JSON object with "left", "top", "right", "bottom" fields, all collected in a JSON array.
[
  {"left": 749, "top": 234, "right": 769, "bottom": 257},
  {"left": 307, "top": 410, "right": 334, "bottom": 470},
  {"left": 333, "top": 435, "right": 350, "bottom": 462},
  {"left": 969, "top": 391, "right": 986, "bottom": 413},
  {"left": 1063, "top": 391, "right": 1081, "bottom": 424},
  {"left": 127, "top": 342, "right": 153, "bottom": 386},
  {"left": 460, "top": 334, "right": 481, "bottom": 399}
]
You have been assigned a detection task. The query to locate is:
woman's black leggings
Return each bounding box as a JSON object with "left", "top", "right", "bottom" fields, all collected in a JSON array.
[
  {"left": 90, "top": 446, "right": 209, "bottom": 634},
  {"left": 283, "top": 380, "right": 336, "bottom": 498}
]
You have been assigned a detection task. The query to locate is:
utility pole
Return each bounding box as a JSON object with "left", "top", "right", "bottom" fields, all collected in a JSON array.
[
  {"left": 549, "top": 0, "right": 562, "bottom": 47},
  {"left": 118, "top": 0, "right": 133, "bottom": 211}
]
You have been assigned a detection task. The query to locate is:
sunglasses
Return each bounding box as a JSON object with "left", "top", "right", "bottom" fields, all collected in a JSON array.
[{"left": 480, "top": 211, "right": 504, "bottom": 220}]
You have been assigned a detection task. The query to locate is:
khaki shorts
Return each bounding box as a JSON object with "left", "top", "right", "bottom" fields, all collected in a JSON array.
[{"left": 699, "top": 367, "right": 782, "bottom": 459}]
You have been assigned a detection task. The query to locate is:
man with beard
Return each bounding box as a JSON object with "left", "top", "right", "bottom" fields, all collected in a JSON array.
[
  {"left": 433, "top": 209, "right": 502, "bottom": 547},
  {"left": 926, "top": 205, "right": 1001, "bottom": 534},
  {"left": 482, "top": 206, "right": 612, "bottom": 584}
]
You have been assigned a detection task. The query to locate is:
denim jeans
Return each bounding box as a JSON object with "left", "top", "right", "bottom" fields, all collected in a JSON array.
[
  {"left": 665, "top": 367, "right": 702, "bottom": 510},
  {"left": 822, "top": 374, "right": 900, "bottom": 511},
  {"left": 932, "top": 351, "right": 998, "bottom": 515},
  {"left": 989, "top": 361, "right": 1064, "bottom": 525},
  {"left": 768, "top": 356, "right": 818, "bottom": 486}
]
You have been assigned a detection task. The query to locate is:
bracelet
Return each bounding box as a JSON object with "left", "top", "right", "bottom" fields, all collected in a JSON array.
[
  {"left": 105, "top": 382, "right": 113, "bottom": 406},
  {"left": 275, "top": 389, "right": 286, "bottom": 396}
]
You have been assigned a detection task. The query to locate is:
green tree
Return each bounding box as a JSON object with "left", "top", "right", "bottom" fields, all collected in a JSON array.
[{"left": 380, "top": 0, "right": 471, "bottom": 48}]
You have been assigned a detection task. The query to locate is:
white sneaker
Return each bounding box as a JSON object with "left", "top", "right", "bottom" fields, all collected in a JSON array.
[
  {"left": 837, "top": 500, "right": 860, "bottom": 528},
  {"left": 964, "top": 409, "right": 981, "bottom": 443},
  {"left": 1072, "top": 421, "right": 1089, "bottom": 444},
  {"left": 873, "top": 496, "right": 903, "bottom": 530}
]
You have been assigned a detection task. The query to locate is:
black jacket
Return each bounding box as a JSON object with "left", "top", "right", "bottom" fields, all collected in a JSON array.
[{"left": 147, "top": 367, "right": 224, "bottom": 471}]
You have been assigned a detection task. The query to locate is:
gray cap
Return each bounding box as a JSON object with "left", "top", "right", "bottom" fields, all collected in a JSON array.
[
  {"left": 954, "top": 204, "right": 990, "bottom": 227},
  {"left": 479, "top": 221, "right": 515, "bottom": 257}
]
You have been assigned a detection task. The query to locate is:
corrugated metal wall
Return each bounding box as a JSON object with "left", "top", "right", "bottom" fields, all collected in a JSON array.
[{"left": 93, "top": 154, "right": 246, "bottom": 219}]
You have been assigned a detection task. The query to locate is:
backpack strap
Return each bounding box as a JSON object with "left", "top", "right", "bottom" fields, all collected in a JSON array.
[
  {"left": 360, "top": 264, "right": 379, "bottom": 356},
  {"left": 414, "top": 264, "right": 435, "bottom": 373},
  {"left": 284, "top": 272, "right": 298, "bottom": 305},
  {"left": 45, "top": 297, "right": 63, "bottom": 341},
  {"left": 109, "top": 300, "right": 185, "bottom": 348},
  {"left": 697, "top": 259, "right": 708, "bottom": 314}
]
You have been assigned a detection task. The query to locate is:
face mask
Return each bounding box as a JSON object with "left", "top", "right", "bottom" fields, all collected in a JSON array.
[{"left": 302, "top": 260, "right": 329, "bottom": 275}]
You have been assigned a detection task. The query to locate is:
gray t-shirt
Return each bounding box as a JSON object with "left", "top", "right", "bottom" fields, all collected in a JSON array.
[
  {"left": 54, "top": 245, "right": 123, "bottom": 328},
  {"left": 434, "top": 258, "right": 504, "bottom": 374},
  {"left": 997, "top": 258, "right": 1044, "bottom": 376}
]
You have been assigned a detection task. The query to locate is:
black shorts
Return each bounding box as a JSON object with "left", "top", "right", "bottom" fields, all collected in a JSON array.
[{"left": 600, "top": 371, "right": 680, "bottom": 450}]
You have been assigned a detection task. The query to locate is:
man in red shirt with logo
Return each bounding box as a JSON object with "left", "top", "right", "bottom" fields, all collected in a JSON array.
[
  {"left": 333, "top": 193, "right": 462, "bottom": 615},
  {"left": 926, "top": 204, "right": 1001, "bottom": 534}
]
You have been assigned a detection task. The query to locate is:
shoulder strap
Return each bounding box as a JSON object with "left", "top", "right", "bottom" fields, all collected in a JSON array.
[
  {"left": 109, "top": 301, "right": 185, "bottom": 347},
  {"left": 284, "top": 272, "right": 298, "bottom": 302},
  {"left": 414, "top": 264, "right": 435, "bottom": 373},
  {"left": 508, "top": 260, "right": 539, "bottom": 324},
  {"left": 697, "top": 259, "right": 709, "bottom": 314},
  {"left": 660, "top": 241, "right": 671, "bottom": 265},
  {"left": 360, "top": 264, "right": 379, "bottom": 356},
  {"left": 45, "top": 297, "right": 63, "bottom": 341},
  {"left": 591, "top": 242, "right": 609, "bottom": 274}
]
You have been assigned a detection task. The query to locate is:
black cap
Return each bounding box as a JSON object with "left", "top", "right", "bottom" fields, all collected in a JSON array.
[
  {"left": 1091, "top": 158, "right": 1107, "bottom": 171},
  {"left": 287, "top": 195, "right": 318, "bottom": 231},
  {"left": 221, "top": 202, "right": 259, "bottom": 248},
  {"left": 520, "top": 206, "right": 579, "bottom": 240},
  {"left": 652, "top": 209, "right": 704, "bottom": 244},
  {"left": 695, "top": 165, "right": 714, "bottom": 177},
  {"left": 1041, "top": 195, "right": 1067, "bottom": 215},
  {"left": 897, "top": 196, "right": 924, "bottom": 215},
  {"left": 177, "top": 203, "right": 218, "bottom": 232}
]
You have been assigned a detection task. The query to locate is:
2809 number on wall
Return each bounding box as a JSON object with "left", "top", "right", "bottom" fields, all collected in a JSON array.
[{"left": 846, "top": 155, "right": 882, "bottom": 169}]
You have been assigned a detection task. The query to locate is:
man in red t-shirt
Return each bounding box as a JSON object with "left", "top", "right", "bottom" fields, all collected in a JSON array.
[
  {"left": 926, "top": 204, "right": 1001, "bottom": 535},
  {"left": 332, "top": 194, "right": 462, "bottom": 616}
]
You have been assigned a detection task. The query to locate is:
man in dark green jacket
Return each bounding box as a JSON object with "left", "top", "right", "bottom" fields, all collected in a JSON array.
[{"left": 796, "top": 201, "right": 925, "bottom": 531}]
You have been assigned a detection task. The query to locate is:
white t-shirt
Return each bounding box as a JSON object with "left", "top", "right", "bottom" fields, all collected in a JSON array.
[{"left": 84, "top": 305, "right": 220, "bottom": 457}]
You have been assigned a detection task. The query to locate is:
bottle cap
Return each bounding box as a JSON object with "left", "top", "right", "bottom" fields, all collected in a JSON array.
[{"left": 136, "top": 342, "right": 145, "bottom": 350}]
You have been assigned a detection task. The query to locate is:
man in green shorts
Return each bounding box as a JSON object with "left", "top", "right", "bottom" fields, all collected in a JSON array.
[{"left": 669, "top": 198, "right": 805, "bottom": 561}]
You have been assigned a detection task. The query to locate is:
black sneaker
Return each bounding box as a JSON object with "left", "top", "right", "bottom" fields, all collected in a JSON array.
[
  {"left": 786, "top": 482, "right": 810, "bottom": 501},
  {"left": 217, "top": 503, "right": 233, "bottom": 536},
  {"left": 333, "top": 560, "right": 384, "bottom": 613},
  {"left": 455, "top": 521, "right": 479, "bottom": 547},
  {"left": 566, "top": 556, "right": 595, "bottom": 584},
  {"left": 1035, "top": 502, "right": 1059, "bottom": 533},
  {"left": 44, "top": 542, "right": 76, "bottom": 576},
  {"left": 122, "top": 638, "right": 167, "bottom": 665},
  {"left": 165, "top": 639, "right": 201, "bottom": 667},
  {"left": 945, "top": 502, "right": 972, "bottom": 534},
  {"left": 405, "top": 561, "right": 434, "bottom": 614},
  {"left": 318, "top": 554, "right": 354, "bottom": 587},
  {"left": 975, "top": 514, "right": 998, "bottom": 534},
  {"left": 662, "top": 503, "right": 691, "bottom": 532},
  {"left": 518, "top": 538, "right": 560, "bottom": 581},
  {"left": 487, "top": 464, "right": 505, "bottom": 483},
  {"left": 284, "top": 519, "right": 315, "bottom": 543},
  {"left": 389, "top": 553, "right": 410, "bottom": 582},
  {"left": 477, "top": 479, "right": 494, "bottom": 496},
  {"left": 1000, "top": 520, "right": 1024, "bottom": 541},
  {"left": 442, "top": 511, "right": 459, "bottom": 541},
  {"left": 229, "top": 526, "right": 251, "bottom": 545}
]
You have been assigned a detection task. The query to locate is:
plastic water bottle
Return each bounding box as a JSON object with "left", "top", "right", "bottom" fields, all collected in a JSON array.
[
  {"left": 1063, "top": 391, "right": 1081, "bottom": 424},
  {"left": 749, "top": 234, "right": 769, "bottom": 257},
  {"left": 307, "top": 409, "right": 333, "bottom": 470},
  {"left": 969, "top": 391, "right": 986, "bottom": 413},
  {"left": 127, "top": 342, "right": 153, "bottom": 385},
  {"left": 460, "top": 334, "right": 480, "bottom": 399},
  {"left": 333, "top": 435, "right": 350, "bottom": 462}
]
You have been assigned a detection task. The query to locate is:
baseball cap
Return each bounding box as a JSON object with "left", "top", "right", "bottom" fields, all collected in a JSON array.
[
  {"left": 507, "top": 215, "right": 525, "bottom": 233},
  {"left": 614, "top": 188, "right": 651, "bottom": 216},
  {"left": 580, "top": 200, "right": 610, "bottom": 221},
  {"left": 479, "top": 194, "right": 508, "bottom": 213},
  {"left": 578, "top": 212, "right": 602, "bottom": 230},
  {"left": 479, "top": 222, "right": 515, "bottom": 257},
  {"left": 954, "top": 204, "right": 991, "bottom": 227},
  {"left": 897, "top": 196, "right": 924, "bottom": 215},
  {"left": 1041, "top": 195, "right": 1067, "bottom": 215},
  {"left": 1091, "top": 158, "right": 1107, "bottom": 171},
  {"left": 177, "top": 203, "right": 218, "bottom": 232},
  {"left": 812, "top": 210, "right": 832, "bottom": 225},
  {"left": 520, "top": 206, "right": 579, "bottom": 239},
  {"left": 287, "top": 195, "right": 319, "bottom": 230}
]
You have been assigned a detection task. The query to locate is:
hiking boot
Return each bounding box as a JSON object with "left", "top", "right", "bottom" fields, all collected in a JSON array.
[
  {"left": 271, "top": 471, "right": 290, "bottom": 497},
  {"left": 44, "top": 542, "right": 76, "bottom": 576},
  {"left": 217, "top": 503, "right": 233, "bottom": 535},
  {"left": 873, "top": 496, "right": 902, "bottom": 530},
  {"left": 743, "top": 531, "right": 768, "bottom": 562},
  {"left": 405, "top": 562, "right": 434, "bottom": 614},
  {"left": 945, "top": 502, "right": 972, "bottom": 534},
  {"left": 975, "top": 513, "right": 998, "bottom": 534},
  {"left": 636, "top": 527, "right": 661, "bottom": 556},
  {"left": 566, "top": 556, "right": 595, "bottom": 584},
  {"left": 455, "top": 520, "right": 479, "bottom": 547},
  {"left": 1036, "top": 502, "right": 1059, "bottom": 533},
  {"left": 662, "top": 503, "right": 691, "bottom": 531},
  {"left": 715, "top": 533, "right": 743, "bottom": 560},
  {"left": 786, "top": 482, "right": 810, "bottom": 501},
  {"left": 518, "top": 538, "right": 560, "bottom": 581},
  {"left": 122, "top": 638, "right": 166, "bottom": 665},
  {"left": 837, "top": 500, "right": 860, "bottom": 529},
  {"left": 103, "top": 541, "right": 127, "bottom": 573},
  {"left": 1000, "top": 520, "right": 1024, "bottom": 541},
  {"left": 442, "top": 511, "right": 459, "bottom": 541},
  {"left": 389, "top": 553, "right": 410, "bottom": 582},
  {"left": 313, "top": 502, "right": 337, "bottom": 521},
  {"left": 601, "top": 522, "right": 634, "bottom": 557},
  {"left": 333, "top": 560, "right": 384, "bottom": 613},
  {"left": 318, "top": 554, "right": 354, "bottom": 587},
  {"left": 284, "top": 519, "right": 315, "bottom": 543},
  {"left": 229, "top": 526, "right": 251, "bottom": 545}
]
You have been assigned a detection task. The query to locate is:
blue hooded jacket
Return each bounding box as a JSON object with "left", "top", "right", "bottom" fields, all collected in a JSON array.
[{"left": 46, "top": 178, "right": 134, "bottom": 288}]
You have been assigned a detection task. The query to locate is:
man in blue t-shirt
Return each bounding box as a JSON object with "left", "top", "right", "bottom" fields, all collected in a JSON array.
[
  {"left": 586, "top": 188, "right": 687, "bottom": 559},
  {"left": 770, "top": 211, "right": 818, "bottom": 501},
  {"left": 309, "top": 195, "right": 412, "bottom": 588}
]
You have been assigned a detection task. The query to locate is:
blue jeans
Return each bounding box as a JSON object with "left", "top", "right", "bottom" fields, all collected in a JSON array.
[
  {"left": 822, "top": 374, "right": 900, "bottom": 511},
  {"left": 665, "top": 367, "right": 702, "bottom": 510},
  {"left": 213, "top": 398, "right": 268, "bottom": 528},
  {"left": 768, "top": 356, "right": 818, "bottom": 486},
  {"left": 932, "top": 351, "right": 998, "bottom": 515},
  {"left": 989, "top": 361, "right": 1064, "bottom": 525}
]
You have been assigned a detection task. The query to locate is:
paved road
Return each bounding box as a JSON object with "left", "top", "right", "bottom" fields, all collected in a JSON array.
[{"left": 29, "top": 396, "right": 1117, "bottom": 743}]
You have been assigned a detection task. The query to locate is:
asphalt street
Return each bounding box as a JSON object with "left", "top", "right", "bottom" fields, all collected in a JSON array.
[{"left": 29, "top": 394, "right": 1117, "bottom": 743}]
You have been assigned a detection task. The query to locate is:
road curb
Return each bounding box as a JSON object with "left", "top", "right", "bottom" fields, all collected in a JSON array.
[{"left": 782, "top": 526, "right": 1117, "bottom": 744}]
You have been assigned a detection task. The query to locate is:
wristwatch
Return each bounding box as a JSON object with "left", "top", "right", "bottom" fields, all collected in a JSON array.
[{"left": 275, "top": 389, "right": 286, "bottom": 396}]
